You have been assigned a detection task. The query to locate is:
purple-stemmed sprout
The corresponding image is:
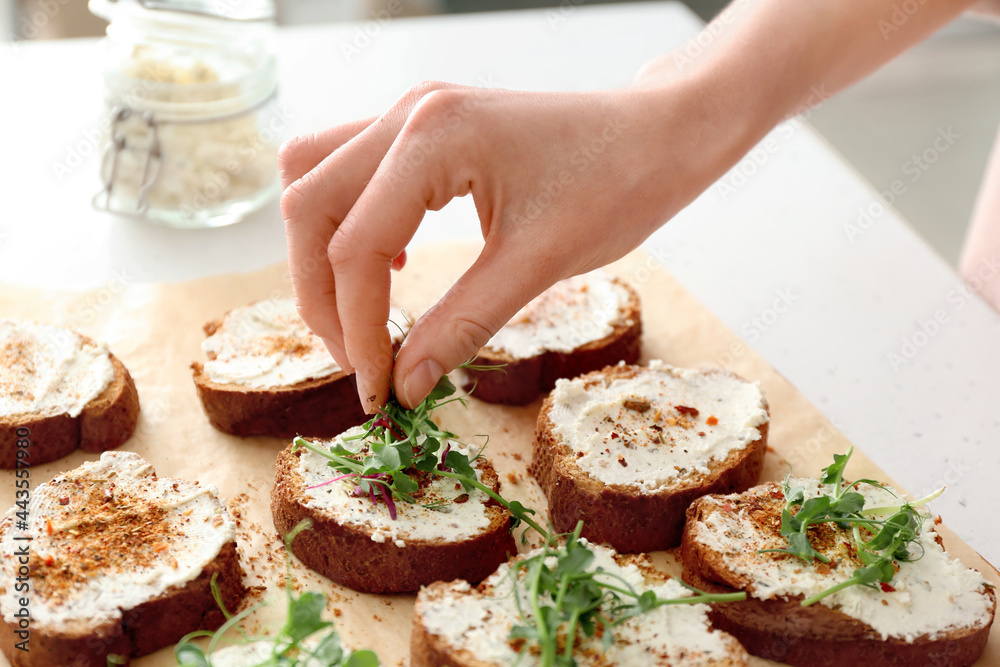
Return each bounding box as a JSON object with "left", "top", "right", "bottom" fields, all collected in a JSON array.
[
  {"left": 379, "top": 484, "right": 398, "bottom": 520},
  {"left": 438, "top": 443, "right": 451, "bottom": 472}
]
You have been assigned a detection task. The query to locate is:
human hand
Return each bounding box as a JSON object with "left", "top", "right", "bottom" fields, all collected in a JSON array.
[{"left": 279, "top": 79, "right": 749, "bottom": 412}]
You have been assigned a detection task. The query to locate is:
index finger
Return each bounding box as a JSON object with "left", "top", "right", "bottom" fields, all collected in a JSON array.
[
  {"left": 278, "top": 117, "right": 377, "bottom": 190},
  {"left": 327, "top": 93, "right": 474, "bottom": 411}
]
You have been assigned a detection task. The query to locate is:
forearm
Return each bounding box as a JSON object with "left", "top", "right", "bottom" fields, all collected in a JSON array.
[
  {"left": 627, "top": 0, "right": 978, "bottom": 229},
  {"left": 671, "top": 0, "right": 978, "bottom": 125}
]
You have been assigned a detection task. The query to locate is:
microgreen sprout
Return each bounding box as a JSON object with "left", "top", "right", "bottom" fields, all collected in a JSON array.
[
  {"left": 758, "top": 446, "right": 942, "bottom": 607},
  {"left": 293, "top": 362, "right": 547, "bottom": 544},
  {"left": 504, "top": 522, "right": 745, "bottom": 667},
  {"left": 174, "top": 519, "right": 380, "bottom": 667}
]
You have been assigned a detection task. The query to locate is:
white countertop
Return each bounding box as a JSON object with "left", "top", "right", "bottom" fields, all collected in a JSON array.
[{"left": 0, "top": 2, "right": 997, "bottom": 565}]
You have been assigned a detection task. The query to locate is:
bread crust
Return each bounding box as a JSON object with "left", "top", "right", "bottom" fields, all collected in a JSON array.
[
  {"left": 411, "top": 586, "right": 494, "bottom": 667},
  {"left": 680, "top": 493, "right": 997, "bottom": 667},
  {"left": 271, "top": 444, "right": 517, "bottom": 594},
  {"left": 0, "top": 346, "right": 139, "bottom": 468},
  {"left": 192, "top": 361, "right": 367, "bottom": 439},
  {"left": 0, "top": 539, "right": 245, "bottom": 667},
  {"left": 191, "top": 314, "right": 382, "bottom": 438},
  {"left": 530, "top": 365, "right": 767, "bottom": 552},
  {"left": 462, "top": 278, "right": 642, "bottom": 405}
]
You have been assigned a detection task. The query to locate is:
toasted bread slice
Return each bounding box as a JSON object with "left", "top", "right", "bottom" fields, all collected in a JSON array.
[
  {"left": 271, "top": 429, "right": 516, "bottom": 594},
  {"left": 681, "top": 480, "right": 997, "bottom": 667},
  {"left": 191, "top": 298, "right": 409, "bottom": 438},
  {"left": 461, "top": 272, "right": 641, "bottom": 405},
  {"left": 0, "top": 451, "right": 246, "bottom": 667},
  {"left": 530, "top": 361, "right": 768, "bottom": 552},
  {"left": 412, "top": 539, "right": 749, "bottom": 666},
  {"left": 0, "top": 319, "right": 139, "bottom": 468}
]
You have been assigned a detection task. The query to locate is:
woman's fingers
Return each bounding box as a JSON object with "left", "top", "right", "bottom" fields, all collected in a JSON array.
[
  {"left": 278, "top": 117, "right": 377, "bottom": 190},
  {"left": 281, "top": 82, "right": 452, "bottom": 371},
  {"left": 392, "top": 241, "right": 555, "bottom": 408},
  {"left": 329, "top": 88, "right": 480, "bottom": 410},
  {"left": 282, "top": 82, "right": 459, "bottom": 374}
]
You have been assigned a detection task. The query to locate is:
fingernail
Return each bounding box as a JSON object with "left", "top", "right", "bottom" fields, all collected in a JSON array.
[
  {"left": 356, "top": 371, "right": 379, "bottom": 414},
  {"left": 402, "top": 359, "right": 444, "bottom": 408},
  {"left": 321, "top": 337, "right": 353, "bottom": 373}
]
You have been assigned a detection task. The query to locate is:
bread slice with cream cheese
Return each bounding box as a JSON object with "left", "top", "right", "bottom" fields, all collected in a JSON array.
[
  {"left": 191, "top": 298, "right": 409, "bottom": 438},
  {"left": 530, "top": 361, "right": 769, "bottom": 552},
  {"left": 0, "top": 451, "right": 246, "bottom": 667},
  {"left": 271, "top": 428, "right": 516, "bottom": 594},
  {"left": 0, "top": 319, "right": 139, "bottom": 468},
  {"left": 411, "top": 539, "right": 749, "bottom": 666},
  {"left": 681, "top": 480, "right": 997, "bottom": 666},
  {"left": 461, "top": 272, "right": 641, "bottom": 405}
]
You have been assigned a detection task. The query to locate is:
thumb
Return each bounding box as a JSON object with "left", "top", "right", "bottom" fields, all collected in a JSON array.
[{"left": 392, "top": 244, "right": 556, "bottom": 408}]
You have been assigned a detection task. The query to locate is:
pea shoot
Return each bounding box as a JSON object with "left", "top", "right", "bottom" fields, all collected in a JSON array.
[
  {"left": 760, "top": 446, "right": 943, "bottom": 606},
  {"left": 175, "top": 520, "right": 380, "bottom": 666},
  {"left": 505, "top": 522, "right": 746, "bottom": 667},
  {"left": 293, "top": 362, "right": 546, "bottom": 544}
]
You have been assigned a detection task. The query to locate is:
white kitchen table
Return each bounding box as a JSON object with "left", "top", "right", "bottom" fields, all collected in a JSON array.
[{"left": 1, "top": 1, "right": 997, "bottom": 565}]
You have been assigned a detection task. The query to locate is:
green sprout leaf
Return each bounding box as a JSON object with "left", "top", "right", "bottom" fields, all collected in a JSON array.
[
  {"left": 506, "top": 522, "right": 745, "bottom": 667},
  {"left": 302, "top": 358, "right": 548, "bottom": 543},
  {"left": 760, "top": 448, "right": 935, "bottom": 607},
  {"left": 172, "top": 520, "right": 380, "bottom": 666}
]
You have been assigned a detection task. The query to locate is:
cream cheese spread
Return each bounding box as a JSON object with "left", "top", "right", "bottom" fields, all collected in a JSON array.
[
  {"left": 690, "top": 478, "right": 995, "bottom": 642},
  {"left": 208, "top": 639, "right": 333, "bottom": 667},
  {"left": 484, "top": 272, "right": 632, "bottom": 359},
  {"left": 0, "top": 451, "right": 237, "bottom": 629},
  {"left": 201, "top": 299, "right": 409, "bottom": 388},
  {"left": 297, "top": 427, "right": 492, "bottom": 546},
  {"left": 419, "top": 540, "right": 737, "bottom": 665},
  {"left": 0, "top": 319, "right": 116, "bottom": 419},
  {"left": 548, "top": 360, "right": 768, "bottom": 493}
]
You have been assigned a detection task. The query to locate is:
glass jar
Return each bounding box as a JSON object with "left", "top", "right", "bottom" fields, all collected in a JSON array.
[{"left": 89, "top": 0, "right": 281, "bottom": 228}]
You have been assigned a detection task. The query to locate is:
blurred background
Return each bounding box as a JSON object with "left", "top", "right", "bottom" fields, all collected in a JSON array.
[{"left": 3, "top": 0, "right": 997, "bottom": 265}]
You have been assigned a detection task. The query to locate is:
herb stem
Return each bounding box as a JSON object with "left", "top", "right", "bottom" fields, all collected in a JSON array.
[
  {"left": 801, "top": 577, "right": 860, "bottom": 606},
  {"left": 432, "top": 469, "right": 549, "bottom": 541},
  {"left": 861, "top": 487, "right": 944, "bottom": 517}
]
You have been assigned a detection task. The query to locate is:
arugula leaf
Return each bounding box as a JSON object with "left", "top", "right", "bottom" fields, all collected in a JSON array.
[
  {"left": 284, "top": 591, "right": 331, "bottom": 645},
  {"left": 173, "top": 520, "right": 380, "bottom": 666},
  {"left": 303, "top": 359, "right": 548, "bottom": 543},
  {"left": 761, "top": 448, "right": 935, "bottom": 607},
  {"left": 426, "top": 375, "right": 457, "bottom": 403},
  {"left": 507, "top": 522, "right": 746, "bottom": 667},
  {"left": 819, "top": 446, "right": 852, "bottom": 487},
  {"left": 345, "top": 651, "right": 381, "bottom": 667}
]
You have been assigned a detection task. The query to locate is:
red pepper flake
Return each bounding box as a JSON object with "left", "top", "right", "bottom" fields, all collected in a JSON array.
[
  {"left": 722, "top": 502, "right": 733, "bottom": 512},
  {"left": 706, "top": 416, "right": 718, "bottom": 426},
  {"left": 610, "top": 433, "right": 619, "bottom": 440},
  {"left": 617, "top": 454, "right": 627, "bottom": 467},
  {"left": 675, "top": 405, "right": 699, "bottom": 417},
  {"left": 880, "top": 582, "right": 896, "bottom": 593},
  {"left": 58, "top": 497, "right": 69, "bottom": 506},
  {"left": 153, "top": 542, "right": 169, "bottom": 553},
  {"left": 46, "top": 519, "right": 53, "bottom": 536},
  {"left": 454, "top": 494, "right": 470, "bottom": 504},
  {"left": 697, "top": 432, "right": 706, "bottom": 437},
  {"left": 44, "top": 555, "right": 55, "bottom": 566}
]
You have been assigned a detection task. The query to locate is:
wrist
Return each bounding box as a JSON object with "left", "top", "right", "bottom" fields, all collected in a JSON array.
[{"left": 622, "top": 72, "right": 773, "bottom": 221}]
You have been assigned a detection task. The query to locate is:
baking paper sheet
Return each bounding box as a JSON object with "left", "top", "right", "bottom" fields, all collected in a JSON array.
[{"left": 0, "top": 242, "right": 996, "bottom": 666}]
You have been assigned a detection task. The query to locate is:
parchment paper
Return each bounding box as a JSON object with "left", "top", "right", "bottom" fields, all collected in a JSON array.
[{"left": 0, "top": 242, "right": 996, "bottom": 667}]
